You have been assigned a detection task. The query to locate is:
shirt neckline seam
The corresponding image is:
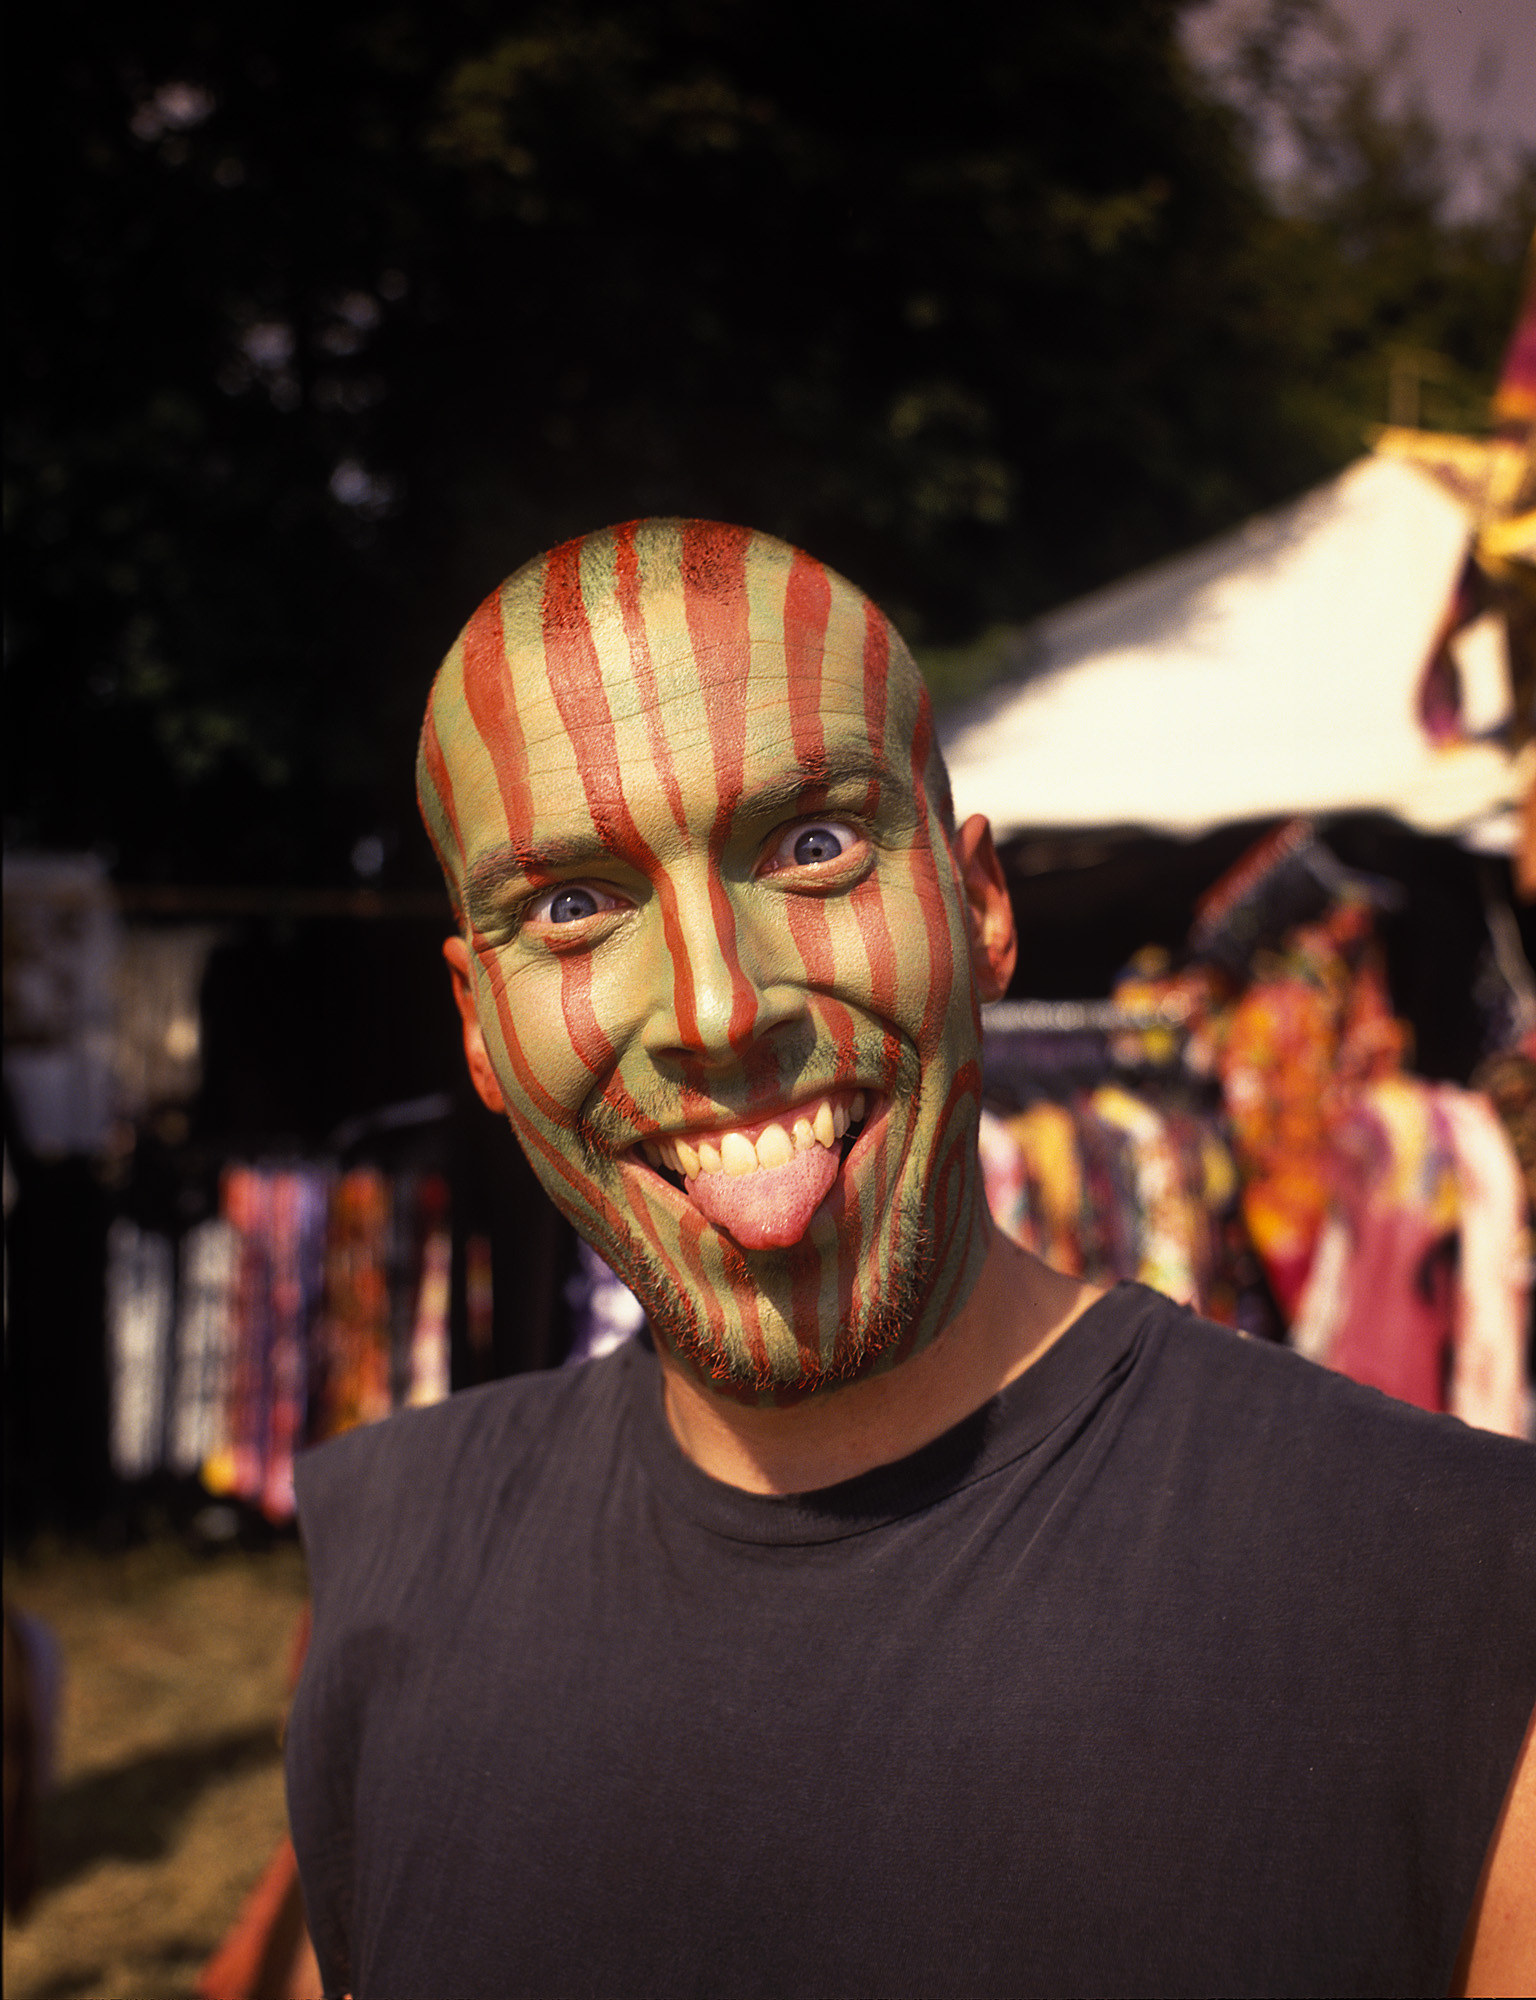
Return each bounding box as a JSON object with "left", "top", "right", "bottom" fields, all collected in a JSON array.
[{"left": 633, "top": 1344, "right": 1140, "bottom": 1547}]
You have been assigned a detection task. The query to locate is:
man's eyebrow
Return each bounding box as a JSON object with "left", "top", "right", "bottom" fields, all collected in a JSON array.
[
  {"left": 735, "top": 753, "right": 898, "bottom": 820},
  {"left": 464, "top": 835, "right": 607, "bottom": 900}
]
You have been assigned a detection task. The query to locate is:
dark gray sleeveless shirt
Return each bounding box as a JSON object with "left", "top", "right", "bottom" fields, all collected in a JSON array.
[{"left": 287, "top": 1284, "right": 1536, "bottom": 1999}]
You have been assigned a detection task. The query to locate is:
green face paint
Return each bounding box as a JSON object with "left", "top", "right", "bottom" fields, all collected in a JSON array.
[{"left": 419, "top": 520, "right": 995, "bottom": 1397}]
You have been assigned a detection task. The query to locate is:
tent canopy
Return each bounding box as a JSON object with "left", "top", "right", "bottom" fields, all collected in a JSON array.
[{"left": 937, "top": 455, "right": 1520, "bottom": 846}]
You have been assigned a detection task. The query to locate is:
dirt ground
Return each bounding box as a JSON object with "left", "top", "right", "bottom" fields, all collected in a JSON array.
[{"left": 3, "top": 1536, "right": 311, "bottom": 2000}]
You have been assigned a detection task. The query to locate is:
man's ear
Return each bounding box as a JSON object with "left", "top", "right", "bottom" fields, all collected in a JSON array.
[
  {"left": 955, "top": 815, "right": 1016, "bottom": 1005},
  {"left": 443, "top": 935, "right": 507, "bottom": 1114}
]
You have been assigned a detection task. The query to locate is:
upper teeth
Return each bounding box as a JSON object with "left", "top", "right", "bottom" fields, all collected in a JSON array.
[{"left": 642, "top": 1093, "right": 867, "bottom": 1180}]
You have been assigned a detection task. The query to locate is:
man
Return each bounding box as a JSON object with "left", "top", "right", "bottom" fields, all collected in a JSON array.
[{"left": 288, "top": 519, "right": 1535, "bottom": 1997}]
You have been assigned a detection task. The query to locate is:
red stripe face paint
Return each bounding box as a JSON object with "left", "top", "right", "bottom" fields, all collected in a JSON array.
[{"left": 418, "top": 519, "right": 994, "bottom": 1397}]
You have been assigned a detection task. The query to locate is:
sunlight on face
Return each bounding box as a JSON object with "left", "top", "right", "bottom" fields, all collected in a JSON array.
[{"left": 420, "top": 520, "right": 991, "bottom": 1395}]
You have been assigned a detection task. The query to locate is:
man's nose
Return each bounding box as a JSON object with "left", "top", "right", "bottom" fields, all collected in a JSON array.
[{"left": 638, "top": 872, "right": 806, "bottom": 1068}]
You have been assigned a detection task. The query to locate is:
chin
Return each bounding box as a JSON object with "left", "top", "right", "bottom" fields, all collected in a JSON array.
[{"left": 610, "top": 1188, "right": 942, "bottom": 1401}]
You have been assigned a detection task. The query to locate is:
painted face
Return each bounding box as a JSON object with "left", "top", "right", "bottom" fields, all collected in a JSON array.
[{"left": 419, "top": 519, "right": 1011, "bottom": 1396}]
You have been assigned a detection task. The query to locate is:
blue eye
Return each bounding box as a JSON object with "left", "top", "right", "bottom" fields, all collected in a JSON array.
[
  {"left": 549, "top": 887, "right": 600, "bottom": 923},
  {"left": 528, "top": 883, "right": 625, "bottom": 927},
  {"left": 794, "top": 827, "right": 846, "bottom": 865},
  {"left": 772, "top": 822, "right": 855, "bottom": 870}
]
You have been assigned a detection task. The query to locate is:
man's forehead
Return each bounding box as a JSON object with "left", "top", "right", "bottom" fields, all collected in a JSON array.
[
  {"left": 504, "top": 622, "right": 882, "bottom": 761},
  {"left": 421, "top": 518, "right": 935, "bottom": 885},
  {"left": 511, "top": 522, "right": 875, "bottom": 704},
  {"left": 482, "top": 632, "right": 902, "bottom": 855}
]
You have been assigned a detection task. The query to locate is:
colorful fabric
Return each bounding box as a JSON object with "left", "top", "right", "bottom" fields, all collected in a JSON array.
[
  {"left": 1089, "top": 1086, "right": 1199, "bottom": 1307},
  {"left": 317, "top": 1168, "right": 393, "bottom": 1440},
  {"left": 263, "top": 1171, "right": 330, "bottom": 1520},
  {"left": 1438, "top": 1086, "right": 1529, "bottom": 1439},
  {"left": 977, "top": 1109, "right": 1031, "bottom": 1249},
  {"left": 1005, "top": 1102, "right": 1083, "bottom": 1276},
  {"left": 106, "top": 1164, "right": 456, "bottom": 1517},
  {"left": 211, "top": 1165, "right": 331, "bottom": 1518},
  {"left": 406, "top": 1178, "right": 452, "bottom": 1408},
  {"left": 1287, "top": 1075, "right": 1535, "bottom": 1438},
  {"left": 1318, "top": 1078, "right": 1459, "bottom": 1414},
  {"left": 1470, "top": 1047, "right": 1536, "bottom": 1217},
  {"left": 979, "top": 1091, "right": 1243, "bottom": 1323},
  {"left": 1158, "top": 897, "right": 1410, "bottom": 1316},
  {"left": 105, "top": 1218, "right": 174, "bottom": 1480},
  {"left": 167, "top": 1218, "right": 239, "bottom": 1477}
]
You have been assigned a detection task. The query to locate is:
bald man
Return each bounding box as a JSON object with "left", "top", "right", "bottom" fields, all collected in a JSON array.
[{"left": 287, "top": 521, "right": 1535, "bottom": 1998}]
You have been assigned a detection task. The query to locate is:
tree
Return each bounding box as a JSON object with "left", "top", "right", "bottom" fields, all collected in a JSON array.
[
  {"left": 1206, "top": 0, "right": 1536, "bottom": 458},
  {"left": 5, "top": 0, "right": 1530, "bottom": 885}
]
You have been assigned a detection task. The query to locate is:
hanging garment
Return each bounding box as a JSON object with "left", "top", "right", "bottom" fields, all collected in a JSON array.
[
  {"left": 988, "top": 1089, "right": 1243, "bottom": 1320},
  {"left": 1072, "top": 1097, "right": 1141, "bottom": 1288},
  {"left": 1215, "top": 899, "right": 1410, "bottom": 1317},
  {"left": 105, "top": 1218, "right": 174, "bottom": 1480},
  {"left": 109, "top": 1161, "right": 458, "bottom": 1518},
  {"left": 1089, "top": 1087, "right": 1201, "bottom": 1308},
  {"left": 213, "top": 1164, "right": 329, "bottom": 1517},
  {"left": 261, "top": 1170, "right": 329, "bottom": 1521},
  {"left": 1290, "top": 1077, "right": 1460, "bottom": 1415},
  {"left": 1005, "top": 1102, "right": 1083, "bottom": 1274},
  {"left": 317, "top": 1168, "right": 393, "bottom": 1440},
  {"left": 1470, "top": 1047, "right": 1536, "bottom": 1219},
  {"left": 564, "top": 1239, "right": 647, "bottom": 1366},
  {"left": 1288, "top": 1209, "right": 1352, "bottom": 1376},
  {"left": 1161, "top": 1106, "right": 1241, "bottom": 1320},
  {"left": 1437, "top": 1085, "right": 1531, "bottom": 1439},
  {"left": 1219, "top": 972, "right": 1342, "bottom": 1317},
  {"left": 167, "top": 1218, "right": 239, "bottom": 1477},
  {"left": 978, "top": 1108, "right": 1032, "bottom": 1249},
  {"left": 407, "top": 1177, "right": 452, "bottom": 1408},
  {"left": 214, "top": 1165, "right": 273, "bottom": 1503}
]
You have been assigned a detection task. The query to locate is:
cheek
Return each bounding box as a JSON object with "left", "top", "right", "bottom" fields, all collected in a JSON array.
[
  {"left": 852, "top": 862, "right": 969, "bottom": 1047},
  {"left": 474, "top": 951, "right": 593, "bottom": 1137}
]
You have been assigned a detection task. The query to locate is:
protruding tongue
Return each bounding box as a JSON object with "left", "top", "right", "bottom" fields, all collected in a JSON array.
[{"left": 685, "top": 1146, "right": 840, "bottom": 1251}]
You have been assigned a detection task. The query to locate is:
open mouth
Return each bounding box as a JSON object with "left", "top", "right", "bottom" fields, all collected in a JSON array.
[
  {"left": 632, "top": 1090, "right": 877, "bottom": 1251},
  {"left": 639, "top": 1089, "right": 871, "bottom": 1187}
]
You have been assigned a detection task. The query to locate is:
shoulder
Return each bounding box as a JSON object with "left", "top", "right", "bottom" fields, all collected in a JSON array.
[
  {"left": 1111, "top": 1284, "right": 1536, "bottom": 1558},
  {"left": 294, "top": 1346, "right": 641, "bottom": 1605},
  {"left": 1129, "top": 1282, "right": 1532, "bottom": 1462}
]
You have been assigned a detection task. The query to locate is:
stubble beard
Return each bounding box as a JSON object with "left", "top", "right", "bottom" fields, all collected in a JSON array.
[
  {"left": 563, "top": 1034, "right": 950, "bottom": 1394},
  {"left": 605, "top": 1193, "right": 940, "bottom": 1397}
]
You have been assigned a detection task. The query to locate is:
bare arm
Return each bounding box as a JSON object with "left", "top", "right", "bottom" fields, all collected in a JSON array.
[{"left": 1450, "top": 1701, "right": 1536, "bottom": 1996}]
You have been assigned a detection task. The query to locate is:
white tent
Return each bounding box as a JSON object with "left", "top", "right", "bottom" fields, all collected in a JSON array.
[{"left": 937, "top": 453, "right": 1524, "bottom": 848}]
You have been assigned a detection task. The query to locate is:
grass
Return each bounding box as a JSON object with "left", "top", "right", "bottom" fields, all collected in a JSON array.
[{"left": 3, "top": 1535, "right": 310, "bottom": 2000}]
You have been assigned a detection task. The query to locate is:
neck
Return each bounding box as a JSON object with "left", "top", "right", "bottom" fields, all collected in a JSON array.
[{"left": 657, "top": 1224, "right": 1103, "bottom": 1494}]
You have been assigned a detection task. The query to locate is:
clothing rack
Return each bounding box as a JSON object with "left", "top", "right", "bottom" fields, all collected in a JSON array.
[{"left": 982, "top": 998, "right": 1190, "bottom": 1034}]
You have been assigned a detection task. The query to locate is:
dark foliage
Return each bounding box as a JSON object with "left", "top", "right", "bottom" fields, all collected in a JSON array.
[{"left": 5, "top": 0, "right": 1530, "bottom": 884}]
